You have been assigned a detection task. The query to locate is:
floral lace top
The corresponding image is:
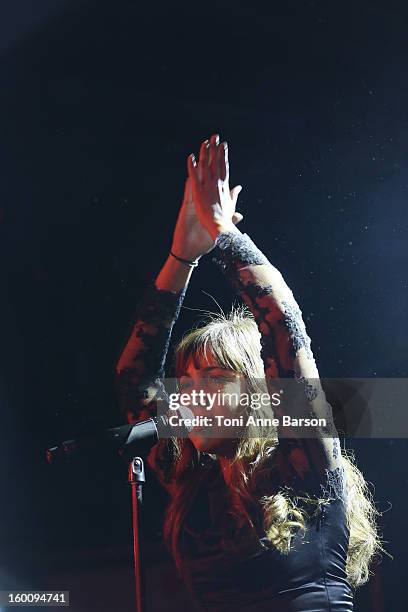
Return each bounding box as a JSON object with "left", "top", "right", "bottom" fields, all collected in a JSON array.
[{"left": 115, "top": 231, "right": 352, "bottom": 611}]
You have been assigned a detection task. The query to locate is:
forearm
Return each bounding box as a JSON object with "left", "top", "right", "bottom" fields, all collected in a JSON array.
[
  {"left": 117, "top": 256, "right": 194, "bottom": 370},
  {"left": 155, "top": 253, "right": 196, "bottom": 293},
  {"left": 212, "top": 230, "right": 313, "bottom": 378},
  {"left": 115, "top": 256, "right": 195, "bottom": 422},
  {"left": 212, "top": 230, "right": 340, "bottom": 475}
]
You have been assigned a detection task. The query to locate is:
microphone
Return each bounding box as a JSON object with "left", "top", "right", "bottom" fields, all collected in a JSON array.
[{"left": 46, "top": 412, "right": 192, "bottom": 464}]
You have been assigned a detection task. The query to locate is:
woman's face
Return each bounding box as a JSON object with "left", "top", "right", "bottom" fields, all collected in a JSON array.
[{"left": 178, "top": 351, "right": 246, "bottom": 457}]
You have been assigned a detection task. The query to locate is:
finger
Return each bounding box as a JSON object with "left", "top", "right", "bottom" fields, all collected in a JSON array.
[
  {"left": 199, "top": 139, "right": 210, "bottom": 164},
  {"left": 198, "top": 140, "right": 210, "bottom": 179},
  {"left": 219, "top": 141, "right": 230, "bottom": 183},
  {"left": 232, "top": 212, "right": 243, "bottom": 225},
  {"left": 230, "top": 185, "right": 242, "bottom": 206},
  {"left": 218, "top": 141, "right": 226, "bottom": 181},
  {"left": 187, "top": 154, "right": 198, "bottom": 182},
  {"left": 198, "top": 139, "right": 210, "bottom": 182},
  {"left": 209, "top": 133, "right": 219, "bottom": 178}
]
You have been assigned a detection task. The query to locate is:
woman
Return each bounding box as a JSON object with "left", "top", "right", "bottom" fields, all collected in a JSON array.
[{"left": 115, "top": 135, "right": 380, "bottom": 611}]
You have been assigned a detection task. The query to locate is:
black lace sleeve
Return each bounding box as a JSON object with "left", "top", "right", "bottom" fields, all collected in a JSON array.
[
  {"left": 212, "top": 231, "right": 342, "bottom": 486},
  {"left": 115, "top": 282, "right": 186, "bottom": 423}
]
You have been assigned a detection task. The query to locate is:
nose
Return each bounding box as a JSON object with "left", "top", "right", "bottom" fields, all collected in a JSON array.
[{"left": 187, "top": 382, "right": 211, "bottom": 413}]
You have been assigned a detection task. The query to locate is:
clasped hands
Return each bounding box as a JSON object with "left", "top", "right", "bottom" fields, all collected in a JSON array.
[{"left": 171, "top": 134, "right": 244, "bottom": 263}]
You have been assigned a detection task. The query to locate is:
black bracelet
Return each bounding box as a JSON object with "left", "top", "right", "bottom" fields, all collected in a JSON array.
[{"left": 170, "top": 250, "right": 199, "bottom": 267}]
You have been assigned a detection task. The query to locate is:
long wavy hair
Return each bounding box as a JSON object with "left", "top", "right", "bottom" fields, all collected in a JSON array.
[{"left": 162, "top": 305, "right": 383, "bottom": 589}]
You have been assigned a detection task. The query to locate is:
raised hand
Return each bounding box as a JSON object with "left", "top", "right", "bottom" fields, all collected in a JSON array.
[
  {"left": 187, "top": 134, "right": 243, "bottom": 241},
  {"left": 171, "top": 135, "right": 243, "bottom": 261},
  {"left": 171, "top": 176, "right": 215, "bottom": 262}
]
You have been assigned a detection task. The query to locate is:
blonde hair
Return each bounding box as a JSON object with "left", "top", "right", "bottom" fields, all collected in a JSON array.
[{"left": 163, "top": 305, "right": 383, "bottom": 589}]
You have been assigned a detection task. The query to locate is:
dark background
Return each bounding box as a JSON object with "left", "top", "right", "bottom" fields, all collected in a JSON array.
[{"left": 0, "top": 1, "right": 407, "bottom": 610}]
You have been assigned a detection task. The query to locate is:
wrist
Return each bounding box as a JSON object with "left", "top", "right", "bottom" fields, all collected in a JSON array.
[
  {"left": 207, "top": 221, "right": 241, "bottom": 241},
  {"left": 170, "top": 243, "right": 202, "bottom": 262},
  {"left": 156, "top": 253, "right": 195, "bottom": 293},
  {"left": 169, "top": 250, "right": 199, "bottom": 267}
]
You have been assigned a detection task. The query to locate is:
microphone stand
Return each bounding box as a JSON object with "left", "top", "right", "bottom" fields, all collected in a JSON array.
[
  {"left": 128, "top": 457, "right": 146, "bottom": 612},
  {"left": 46, "top": 416, "right": 172, "bottom": 612}
]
